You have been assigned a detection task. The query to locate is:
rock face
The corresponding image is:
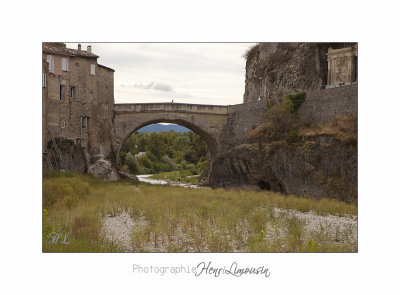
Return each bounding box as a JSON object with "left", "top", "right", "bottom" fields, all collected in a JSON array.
[
  {"left": 243, "top": 42, "right": 356, "bottom": 103},
  {"left": 209, "top": 132, "right": 357, "bottom": 202},
  {"left": 87, "top": 156, "right": 119, "bottom": 181},
  {"left": 44, "top": 138, "right": 86, "bottom": 172},
  {"left": 208, "top": 43, "right": 358, "bottom": 202}
]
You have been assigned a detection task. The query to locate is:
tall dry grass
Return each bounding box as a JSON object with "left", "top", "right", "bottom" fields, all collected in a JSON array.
[{"left": 43, "top": 171, "right": 357, "bottom": 252}]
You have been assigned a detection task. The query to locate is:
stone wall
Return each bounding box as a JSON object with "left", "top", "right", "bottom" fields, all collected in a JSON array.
[
  {"left": 223, "top": 78, "right": 358, "bottom": 147},
  {"left": 222, "top": 99, "right": 267, "bottom": 148},
  {"left": 298, "top": 83, "right": 358, "bottom": 123},
  {"left": 209, "top": 81, "right": 358, "bottom": 202},
  {"left": 44, "top": 139, "right": 87, "bottom": 172},
  {"left": 221, "top": 83, "right": 357, "bottom": 148}
]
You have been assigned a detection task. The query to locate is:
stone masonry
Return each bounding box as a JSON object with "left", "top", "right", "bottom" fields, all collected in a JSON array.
[{"left": 42, "top": 43, "right": 118, "bottom": 179}]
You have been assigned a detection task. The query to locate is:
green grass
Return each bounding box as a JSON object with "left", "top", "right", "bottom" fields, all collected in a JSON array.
[
  {"left": 149, "top": 170, "right": 199, "bottom": 184},
  {"left": 43, "top": 171, "right": 357, "bottom": 253}
]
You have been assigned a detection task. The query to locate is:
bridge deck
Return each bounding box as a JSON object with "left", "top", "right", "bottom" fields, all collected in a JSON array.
[{"left": 114, "top": 102, "right": 229, "bottom": 115}]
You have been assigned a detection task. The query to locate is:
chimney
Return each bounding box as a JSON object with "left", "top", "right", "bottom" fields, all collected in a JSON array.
[
  {"left": 78, "top": 44, "right": 81, "bottom": 52},
  {"left": 87, "top": 45, "right": 92, "bottom": 54}
]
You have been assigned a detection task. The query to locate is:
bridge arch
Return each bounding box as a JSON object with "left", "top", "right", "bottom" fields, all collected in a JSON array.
[
  {"left": 117, "top": 118, "right": 218, "bottom": 158},
  {"left": 112, "top": 103, "right": 229, "bottom": 184}
]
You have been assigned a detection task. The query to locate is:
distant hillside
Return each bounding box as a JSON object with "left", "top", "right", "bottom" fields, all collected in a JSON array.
[{"left": 137, "top": 124, "right": 189, "bottom": 133}]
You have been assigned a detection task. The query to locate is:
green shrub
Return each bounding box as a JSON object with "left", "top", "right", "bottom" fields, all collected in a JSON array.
[
  {"left": 125, "top": 152, "right": 139, "bottom": 174},
  {"left": 283, "top": 91, "right": 307, "bottom": 113},
  {"left": 196, "top": 160, "right": 207, "bottom": 173},
  {"left": 287, "top": 130, "right": 300, "bottom": 143},
  {"left": 137, "top": 155, "right": 153, "bottom": 169}
]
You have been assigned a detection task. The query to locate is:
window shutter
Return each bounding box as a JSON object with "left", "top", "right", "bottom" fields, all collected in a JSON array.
[
  {"left": 62, "top": 58, "right": 69, "bottom": 71},
  {"left": 47, "top": 55, "right": 54, "bottom": 73},
  {"left": 42, "top": 73, "right": 46, "bottom": 88},
  {"left": 46, "top": 55, "right": 51, "bottom": 71},
  {"left": 91, "top": 64, "right": 95, "bottom": 75}
]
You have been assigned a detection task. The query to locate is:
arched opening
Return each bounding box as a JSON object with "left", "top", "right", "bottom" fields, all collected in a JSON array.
[
  {"left": 117, "top": 119, "right": 216, "bottom": 185},
  {"left": 258, "top": 181, "right": 271, "bottom": 191}
]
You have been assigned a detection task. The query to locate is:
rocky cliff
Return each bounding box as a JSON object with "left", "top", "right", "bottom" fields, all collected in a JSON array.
[
  {"left": 209, "top": 43, "right": 358, "bottom": 203},
  {"left": 243, "top": 42, "right": 356, "bottom": 102},
  {"left": 209, "top": 114, "right": 357, "bottom": 202}
]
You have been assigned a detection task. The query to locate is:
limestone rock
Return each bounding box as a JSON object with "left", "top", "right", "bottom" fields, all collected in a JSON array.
[
  {"left": 88, "top": 156, "right": 120, "bottom": 181},
  {"left": 243, "top": 42, "right": 356, "bottom": 103},
  {"left": 209, "top": 133, "right": 357, "bottom": 203}
]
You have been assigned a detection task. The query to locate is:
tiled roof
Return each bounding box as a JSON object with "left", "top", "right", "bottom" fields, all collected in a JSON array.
[
  {"left": 42, "top": 42, "right": 99, "bottom": 58},
  {"left": 98, "top": 64, "right": 115, "bottom": 72}
]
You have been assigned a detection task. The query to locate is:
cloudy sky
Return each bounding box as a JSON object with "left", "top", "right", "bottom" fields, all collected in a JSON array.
[{"left": 67, "top": 43, "right": 256, "bottom": 105}]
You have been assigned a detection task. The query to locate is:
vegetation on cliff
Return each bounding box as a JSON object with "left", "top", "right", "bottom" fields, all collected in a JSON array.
[
  {"left": 43, "top": 171, "right": 357, "bottom": 253},
  {"left": 249, "top": 92, "right": 357, "bottom": 202}
]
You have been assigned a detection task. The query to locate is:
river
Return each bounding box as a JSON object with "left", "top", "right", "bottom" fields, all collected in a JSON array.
[{"left": 136, "top": 174, "right": 208, "bottom": 189}]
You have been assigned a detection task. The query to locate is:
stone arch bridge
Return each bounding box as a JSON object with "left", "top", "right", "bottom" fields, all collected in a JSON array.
[{"left": 113, "top": 103, "right": 230, "bottom": 183}]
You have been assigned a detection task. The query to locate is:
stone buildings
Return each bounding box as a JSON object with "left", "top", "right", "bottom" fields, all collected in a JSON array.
[{"left": 42, "top": 43, "right": 117, "bottom": 177}]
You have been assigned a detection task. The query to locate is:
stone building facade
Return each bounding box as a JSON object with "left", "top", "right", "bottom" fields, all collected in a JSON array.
[
  {"left": 42, "top": 43, "right": 117, "bottom": 178},
  {"left": 326, "top": 44, "right": 358, "bottom": 88}
]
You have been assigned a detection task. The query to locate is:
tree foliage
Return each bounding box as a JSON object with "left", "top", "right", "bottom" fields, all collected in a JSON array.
[{"left": 119, "top": 130, "right": 208, "bottom": 175}]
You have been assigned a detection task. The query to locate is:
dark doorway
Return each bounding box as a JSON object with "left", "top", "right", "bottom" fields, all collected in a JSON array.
[{"left": 258, "top": 181, "right": 271, "bottom": 191}]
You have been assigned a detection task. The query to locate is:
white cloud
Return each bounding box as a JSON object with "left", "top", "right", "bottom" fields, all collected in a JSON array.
[
  {"left": 67, "top": 43, "right": 256, "bottom": 105},
  {"left": 133, "top": 82, "right": 173, "bottom": 92}
]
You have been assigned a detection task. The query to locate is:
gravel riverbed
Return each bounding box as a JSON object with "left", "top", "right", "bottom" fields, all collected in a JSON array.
[{"left": 102, "top": 206, "right": 357, "bottom": 252}]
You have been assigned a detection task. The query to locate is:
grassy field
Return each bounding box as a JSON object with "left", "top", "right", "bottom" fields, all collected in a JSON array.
[
  {"left": 43, "top": 171, "right": 357, "bottom": 253},
  {"left": 149, "top": 170, "right": 199, "bottom": 184}
]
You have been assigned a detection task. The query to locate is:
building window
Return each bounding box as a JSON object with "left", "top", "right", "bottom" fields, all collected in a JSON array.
[
  {"left": 81, "top": 116, "right": 89, "bottom": 137},
  {"left": 61, "top": 120, "right": 66, "bottom": 129},
  {"left": 60, "top": 85, "right": 65, "bottom": 100},
  {"left": 75, "top": 62, "right": 79, "bottom": 68},
  {"left": 46, "top": 55, "right": 54, "bottom": 73},
  {"left": 61, "top": 58, "right": 69, "bottom": 72},
  {"left": 90, "top": 91, "right": 94, "bottom": 102},
  {"left": 106, "top": 86, "right": 108, "bottom": 95},
  {"left": 90, "top": 64, "right": 95, "bottom": 75},
  {"left": 70, "top": 86, "right": 76, "bottom": 99},
  {"left": 42, "top": 73, "right": 46, "bottom": 88}
]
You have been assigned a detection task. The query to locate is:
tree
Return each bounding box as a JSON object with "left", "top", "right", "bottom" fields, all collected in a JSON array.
[
  {"left": 192, "top": 133, "right": 208, "bottom": 159},
  {"left": 125, "top": 152, "right": 138, "bottom": 174},
  {"left": 174, "top": 151, "right": 184, "bottom": 171}
]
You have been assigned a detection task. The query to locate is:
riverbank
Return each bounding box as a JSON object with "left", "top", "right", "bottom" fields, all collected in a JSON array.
[
  {"left": 137, "top": 173, "right": 202, "bottom": 188},
  {"left": 43, "top": 171, "right": 357, "bottom": 252},
  {"left": 149, "top": 170, "right": 199, "bottom": 184}
]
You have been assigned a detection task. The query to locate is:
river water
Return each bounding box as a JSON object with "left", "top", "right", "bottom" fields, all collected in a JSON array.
[{"left": 136, "top": 174, "right": 208, "bottom": 189}]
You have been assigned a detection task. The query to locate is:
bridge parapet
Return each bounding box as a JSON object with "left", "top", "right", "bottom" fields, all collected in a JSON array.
[{"left": 114, "top": 103, "right": 228, "bottom": 115}]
